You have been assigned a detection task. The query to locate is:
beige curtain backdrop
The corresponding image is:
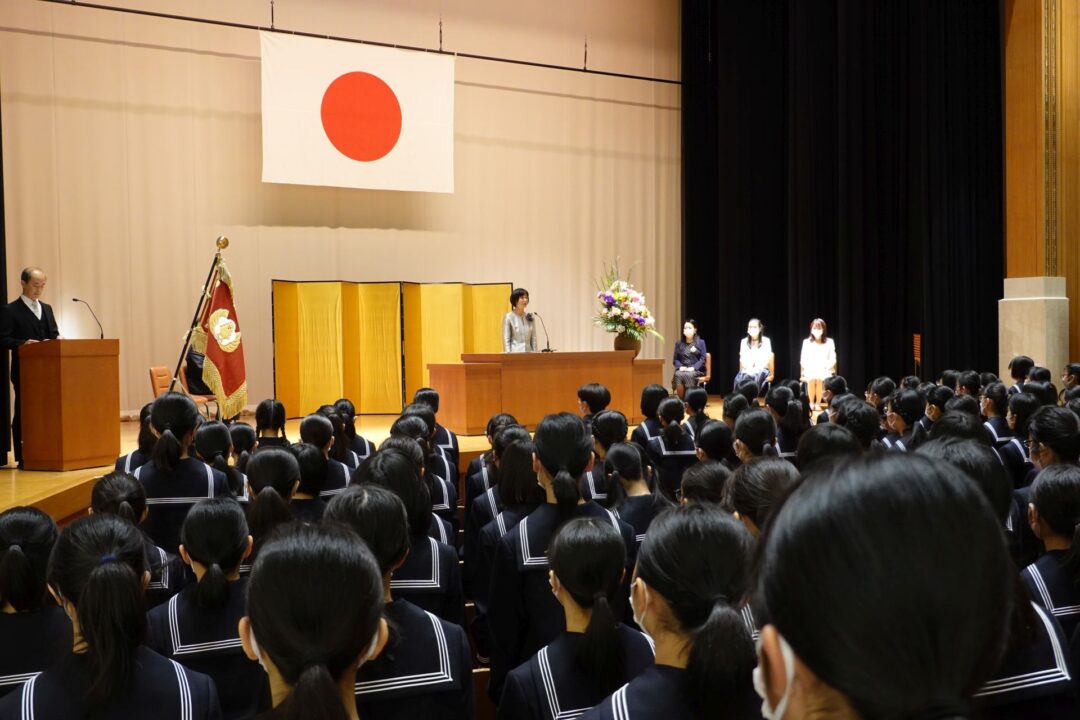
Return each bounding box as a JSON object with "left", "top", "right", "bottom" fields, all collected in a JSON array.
[{"left": 0, "top": 0, "right": 682, "bottom": 415}]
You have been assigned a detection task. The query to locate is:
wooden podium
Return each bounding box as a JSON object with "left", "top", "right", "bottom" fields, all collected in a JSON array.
[
  {"left": 19, "top": 339, "right": 120, "bottom": 471},
  {"left": 428, "top": 351, "right": 665, "bottom": 434}
]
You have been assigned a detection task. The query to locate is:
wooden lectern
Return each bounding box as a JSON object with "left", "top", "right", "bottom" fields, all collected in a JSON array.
[{"left": 19, "top": 339, "right": 120, "bottom": 471}]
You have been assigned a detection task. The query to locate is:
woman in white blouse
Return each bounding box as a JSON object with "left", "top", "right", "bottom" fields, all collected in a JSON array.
[
  {"left": 502, "top": 287, "right": 537, "bottom": 353},
  {"left": 800, "top": 318, "right": 837, "bottom": 411},
  {"left": 733, "top": 318, "right": 774, "bottom": 391}
]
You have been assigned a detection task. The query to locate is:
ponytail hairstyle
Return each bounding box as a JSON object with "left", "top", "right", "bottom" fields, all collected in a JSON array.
[
  {"left": 1030, "top": 464, "right": 1080, "bottom": 585},
  {"left": 353, "top": 449, "right": 431, "bottom": 538},
  {"left": 0, "top": 507, "right": 58, "bottom": 612},
  {"left": 679, "top": 462, "right": 731, "bottom": 504},
  {"left": 91, "top": 472, "right": 147, "bottom": 525},
  {"left": 333, "top": 398, "right": 359, "bottom": 442},
  {"left": 657, "top": 396, "right": 687, "bottom": 447},
  {"left": 722, "top": 458, "right": 799, "bottom": 530},
  {"left": 497, "top": 440, "right": 545, "bottom": 507},
  {"left": 591, "top": 410, "right": 629, "bottom": 454},
  {"left": 983, "top": 381, "right": 1008, "bottom": 417},
  {"left": 684, "top": 388, "right": 710, "bottom": 439},
  {"left": 757, "top": 454, "right": 1012, "bottom": 718},
  {"left": 1028, "top": 405, "right": 1080, "bottom": 464},
  {"left": 246, "top": 523, "right": 384, "bottom": 720},
  {"left": 290, "top": 443, "right": 329, "bottom": 497},
  {"left": 48, "top": 514, "right": 148, "bottom": 710},
  {"left": 549, "top": 517, "right": 628, "bottom": 697},
  {"left": 180, "top": 499, "right": 249, "bottom": 609},
  {"left": 401, "top": 403, "right": 438, "bottom": 441},
  {"left": 534, "top": 413, "right": 593, "bottom": 518},
  {"left": 229, "top": 422, "right": 257, "bottom": 473},
  {"left": 324, "top": 485, "right": 411, "bottom": 575},
  {"left": 245, "top": 448, "right": 300, "bottom": 553},
  {"left": 255, "top": 399, "right": 289, "bottom": 441},
  {"left": 299, "top": 414, "right": 335, "bottom": 452},
  {"left": 376, "top": 436, "right": 426, "bottom": 478},
  {"left": 149, "top": 392, "right": 201, "bottom": 471},
  {"left": 605, "top": 443, "right": 673, "bottom": 513},
  {"left": 695, "top": 420, "right": 734, "bottom": 463},
  {"left": 195, "top": 421, "right": 244, "bottom": 496},
  {"left": 413, "top": 387, "right": 442, "bottom": 415},
  {"left": 764, "top": 385, "right": 805, "bottom": 441},
  {"left": 136, "top": 403, "right": 156, "bottom": 456},
  {"left": 316, "top": 405, "right": 351, "bottom": 463},
  {"left": 636, "top": 505, "right": 755, "bottom": 716},
  {"left": 388, "top": 415, "right": 433, "bottom": 456},
  {"left": 720, "top": 394, "right": 750, "bottom": 427},
  {"left": 925, "top": 384, "right": 955, "bottom": 418},
  {"left": 639, "top": 384, "right": 669, "bottom": 423},
  {"left": 734, "top": 408, "right": 777, "bottom": 458},
  {"left": 1008, "top": 391, "right": 1041, "bottom": 441}
]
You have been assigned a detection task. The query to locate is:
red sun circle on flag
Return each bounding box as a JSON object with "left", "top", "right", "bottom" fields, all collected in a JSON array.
[{"left": 320, "top": 72, "right": 402, "bottom": 162}]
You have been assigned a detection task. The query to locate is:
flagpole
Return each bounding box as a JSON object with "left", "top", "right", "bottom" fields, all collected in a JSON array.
[{"left": 167, "top": 236, "right": 228, "bottom": 393}]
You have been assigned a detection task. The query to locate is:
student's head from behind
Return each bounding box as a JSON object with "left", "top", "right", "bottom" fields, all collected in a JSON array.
[
  {"left": 485, "top": 413, "right": 518, "bottom": 445},
  {"left": 1028, "top": 405, "right": 1080, "bottom": 468},
  {"left": 229, "top": 422, "right": 257, "bottom": 465},
  {"left": 836, "top": 401, "right": 880, "bottom": 450},
  {"left": 332, "top": 398, "right": 358, "bottom": 436},
  {"left": 695, "top": 420, "right": 734, "bottom": 463},
  {"left": 240, "top": 523, "right": 388, "bottom": 720},
  {"left": 944, "top": 394, "right": 980, "bottom": 419},
  {"left": 0, "top": 506, "right": 59, "bottom": 612},
  {"left": 955, "top": 370, "right": 981, "bottom": 397},
  {"left": 1008, "top": 355, "right": 1035, "bottom": 382},
  {"left": 534, "top": 413, "right": 593, "bottom": 517},
  {"left": 807, "top": 318, "right": 827, "bottom": 342},
  {"left": 1029, "top": 366, "right": 1052, "bottom": 383},
  {"left": 245, "top": 448, "right": 301, "bottom": 551},
  {"left": 288, "top": 442, "right": 329, "bottom": 497},
  {"left": 981, "top": 381, "right": 1008, "bottom": 419},
  {"left": 90, "top": 472, "right": 148, "bottom": 525},
  {"left": 324, "top": 484, "right": 410, "bottom": 578},
  {"left": 353, "top": 449, "right": 431, "bottom": 538},
  {"left": 929, "top": 411, "right": 993, "bottom": 446},
  {"left": 179, "top": 498, "right": 251, "bottom": 609},
  {"left": 255, "top": 399, "right": 288, "bottom": 438},
  {"left": 632, "top": 504, "right": 755, "bottom": 716},
  {"left": 721, "top": 393, "right": 750, "bottom": 429},
  {"left": 399, "top": 405, "right": 438, "bottom": 441},
  {"left": 577, "top": 383, "right": 612, "bottom": 416},
  {"left": 639, "top": 384, "right": 669, "bottom": 422},
  {"left": 376, "top": 436, "right": 426, "bottom": 478},
  {"left": 1007, "top": 391, "right": 1041, "bottom": 437},
  {"left": 299, "top": 414, "right": 335, "bottom": 453},
  {"left": 1027, "top": 464, "right": 1080, "bottom": 556},
  {"left": 924, "top": 384, "right": 955, "bottom": 423},
  {"left": 916, "top": 439, "right": 1012, "bottom": 523},
  {"left": 510, "top": 287, "right": 530, "bottom": 313},
  {"left": 1023, "top": 380, "right": 1059, "bottom": 407},
  {"left": 20, "top": 267, "right": 46, "bottom": 300},
  {"left": 755, "top": 454, "right": 1012, "bottom": 719},
  {"left": 735, "top": 381, "right": 760, "bottom": 408},
  {"left": 821, "top": 375, "right": 847, "bottom": 406},
  {"left": 723, "top": 458, "right": 799, "bottom": 537},
  {"left": 885, "top": 389, "right": 923, "bottom": 435},
  {"left": 592, "top": 410, "right": 629, "bottom": 456},
  {"left": 412, "top": 387, "right": 441, "bottom": 415},
  {"left": 678, "top": 461, "right": 731, "bottom": 505},
  {"left": 795, "top": 423, "right": 861, "bottom": 473},
  {"left": 867, "top": 376, "right": 896, "bottom": 407},
  {"left": 733, "top": 408, "right": 778, "bottom": 462},
  {"left": 497, "top": 439, "right": 545, "bottom": 507},
  {"left": 149, "top": 392, "right": 201, "bottom": 471},
  {"left": 684, "top": 387, "right": 709, "bottom": 416},
  {"left": 195, "top": 421, "right": 243, "bottom": 496}
]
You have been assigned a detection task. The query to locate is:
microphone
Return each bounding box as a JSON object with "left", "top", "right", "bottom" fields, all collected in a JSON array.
[
  {"left": 72, "top": 298, "right": 104, "bottom": 339},
  {"left": 528, "top": 312, "right": 554, "bottom": 353}
]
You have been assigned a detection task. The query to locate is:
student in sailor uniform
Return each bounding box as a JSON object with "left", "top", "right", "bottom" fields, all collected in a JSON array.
[
  {"left": 832, "top": 398, "right": 882, "bottom": 452},
  {"left": 645, "top": 398, "right": 699, "bottom": 500},
  {"left": 0, "top": 514, "right": 221, "bottom": 719},
  {"left": 582, "top": 505, "right": 756, "bottom": 720},
  {"left": 732, "top": 408, "right": 780, "bottom": 466},
  {"left": 465, "top": 425, "right": 530, "bottom": 523},
  {"left": 385, "top": 416, "right": 460, "bottom": 540},
  {"left": 1023, "top": 461, "right": 1080, "bottom": 640},
  {"left": 243, "top": 448, "right": 301, "bottom": 574},
  {"left": 981, "top": 382, "right": 1013, "bottom": 445},
  {"left": 414, "top": 388, "right": 461, "bottom": 469},
  {"left": 465, "top": 413, "right": 519, "bottom": 483},
  {"left": 91, "top": 473, "right": 187, "bottom": 609},
  {"left": 354, "top": 449, "right": 464, "bottom": 627},
  {"left": 488, "top": 413, "right": 636, "bottom": 703},
  {"left": 918, "top": 385, "right": 954, "bottom": 438},
  {"left": 376, "top": 436, "right": 455, "bottom": 545},
  {"left": 402, "top": 402, "right": 460, "bottom": 479},
  {"left": 586, "top": 411, "right": 630, "bottom": 504},
  {"left": 195, "top": 421, "right": 246, "bottom": 498},
  {"left": 724, "top": 458, "right": 798, "bottom": 539},
  {"left": 1000, "top": 392, "right": 1039, "bottom": 489},
  {"left": 629, "top": 385, "right": 668, "bottom": 452},
  {"left": 229, "top": 423, "right": 257, "bottom": 475},
  {"left": 577, "top": 383, "right": 612, "bottom": 436},
  {"left": 681, "top": 387, "right": 710, "bottom": 442},
  {"left": 147, "top": 500, "right": 267, "bottom": 720},
  {"left": 135, "top": 393, "right": 230, "bottom": 555},
  {"left": 115, "top": 403, "right": 155, "bottom": 475},
  {"left": 751, "top": 454, "right": 1015, "bottom": 720},
  {"left": 793, "top": 423, "right": 861, "bottom": 475},
  {"left": 677, "top": 461, "right": 730, "bottom": 505},
  {"left": 253, "top": 399, "right": 290, "bottom": 450},
  {"left": 881, "top": 389, "right": 921, "bottom": 452},
  {"left": 334, "top": 398, "right": 376, "bottom": 464},
  {"left": 0, "top": 508, "right": 71, "bottom": 701},
  {"left": 695, "top": 418, "right": 740, "bottom": 472},
  {"left": 605, "top": 444, "right": 672, "bottom": 544},
  {"left": 763, "top": 386, "right": 805, "bottom": 459},
  {"left": 324, "top": 485, "right": 475, "bottom": 720},
  {"left": 286, "top": 443, "right": 328, "bottom": 524},
  {"left": 1007, "top": 355, "right": 1035, "bottom": 396},
  {"left": 299, "top": 414, "right": 352, "bottom": 499},
  {"left": 238, "top": 523, "right": 389, "bottom": 720},
  {"left": 316, "top": 405, "right": 362, "bottom": 470},
  {"left": 813, "top": 375, "right": 847, "bottom": 425},
  {"left": 499, "top": 517, "right": 654, "bottom": 720}
]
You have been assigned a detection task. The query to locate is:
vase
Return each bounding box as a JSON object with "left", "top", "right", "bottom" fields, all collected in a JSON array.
[{"left": 613, "top": 333, "right": 642, "bottom": 358}]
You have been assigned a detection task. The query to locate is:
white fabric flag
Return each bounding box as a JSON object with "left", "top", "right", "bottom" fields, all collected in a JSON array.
[{"left": 260, "top": 32, "right": 455, "bottom": 193}]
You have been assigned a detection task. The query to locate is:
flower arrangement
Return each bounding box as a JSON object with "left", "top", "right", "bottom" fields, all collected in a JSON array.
[{"left": 594, "top": 262, "right": 663, "bottom": 342}]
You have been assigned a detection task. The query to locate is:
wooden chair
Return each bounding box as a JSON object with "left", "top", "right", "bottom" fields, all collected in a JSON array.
[
  {"left": 148, "top": 366, "right": 171, "bottom": 398},
  {"left": 699, "top": 352, "right": 712, "bottom": 389}
]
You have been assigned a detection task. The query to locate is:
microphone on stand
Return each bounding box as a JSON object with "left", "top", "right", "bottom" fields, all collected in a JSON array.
[
  {"left": 526, "top": 312, "right": 554, "bottom": 353},
  {"left": 72, "top": 298, "right": 105, "bottom": 339}
]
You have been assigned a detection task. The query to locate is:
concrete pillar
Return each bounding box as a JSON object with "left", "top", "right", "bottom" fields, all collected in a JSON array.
[{"left": 998, "top": 276, "right": 1070, "bottom": 381}]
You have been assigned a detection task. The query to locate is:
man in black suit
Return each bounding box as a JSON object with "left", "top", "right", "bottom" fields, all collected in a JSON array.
[{"left": 0, "top": 267, "right": 60, "bottom": 468}]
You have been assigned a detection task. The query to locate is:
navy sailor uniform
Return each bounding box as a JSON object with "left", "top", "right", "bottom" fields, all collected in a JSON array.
[
  {"left": 354, "top": 598, "right": 474, "bottom": 720},
  {"left": 429, "top": 473, "right": 460, "bottom": 540},
  {"left": 135, "top": 458, "right": 229, "bottom": 555},
  {"left": 253, "top": 437, "right": 288, "bottom": 450},
  {"left": 985, "top": 416, "right": 1012, "bottom": 444},
  {"left": 143, "top": 534, "right": 188, "bottom": 609},
  {"left": 1023, "top": 550, "right": 1080, "bottom": 640},
  {"left": 392, "top": 535, "right": 465, "bottom": 628},
  {"left": 465, "top": 462, "right": 497, "bottom": 517},
  {"left": 429, "top": 514, "right": 453, "bottom": 546},
  {"left": 488, "top": 502, "right": 636, "bottom": 702},
  {"left": 581, "top": 460, "right": 609, "bottom": 504},
  {"left": 497, "top": 625, "right": 654, "bottom": 720},
  {"left": 289, "top": 497, "right": 327, "bottom": 524},
  {"left": 0, "top": 646, "right": 222, "bottom": 719},
  {"left": 645, "top": 434, "right": 698, "bottom": 500},
  {"left": 612, "top": 495, "right": 663, "bottom": 547},
  {"left": 579, "top": 665, "right": 697, "bottom": 720},
  {"left": 115, "top": 449, "right": 150, "bottom": 475},
  {"left": 433, "top": 423, "right": 461, "bottom": 470},
  {"left": 998, "top": 437, "right": 1032, "bottom": 489},
  {"left": 0, "top": 606, "right": 71, "bottom": 701},
  {"left": 349, "top": 434, "right": 376, "bottom": 463},
  {"left": 464, "top": 488, "right": 504, "bottom": 597},
  {"left": 147, "top": 578, "right": 267, "bottom": 720},
  {"left": 465, "top": 452, "right": 491, "bottom": 485},
  {"left": 629, "top": 418, "right": 661, "bottom": 454},
  {"left": 320, "top": 457, "right": 352, "bottom": 499},
  {"left": 881, "top": 431, "right": 913, "bottom": 453}
]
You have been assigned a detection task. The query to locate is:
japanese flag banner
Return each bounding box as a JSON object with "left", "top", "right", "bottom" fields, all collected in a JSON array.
[{"left": 260, "top": 31, "right": 455, "bottom": 193}]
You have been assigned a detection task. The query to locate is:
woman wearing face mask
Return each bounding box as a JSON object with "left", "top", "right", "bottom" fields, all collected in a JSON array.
[
  {"left": 733, "top": 318, "right": 773, "bottom": 392},
  {"left": 671, "top": 319, "right": 708, "bottom": 400},
  {"left": 798, "top": 319, "right": 836, "bottom": 412},
  {"left": 581, "top": 504, "right": 757, "bottom": 719},
  {"left": 753, "top": 454, "right": 1012, "bottom": 720}
]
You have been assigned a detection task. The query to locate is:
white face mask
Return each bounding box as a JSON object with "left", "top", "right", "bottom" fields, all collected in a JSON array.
[
  {"left": 629, "top": 578, "right": 651, "bottom": 640},
  {"left": 748, "top": 327, "right": 761, "bottom": 338},
  {"left": 753, "top": 632, "right": 796, "bottom": 720},
  {"left": 249, "top": 626, "right": 381, "bottom": 675},
  {"left": 811, "top": 329, "right": 823, "bottom": 339}
]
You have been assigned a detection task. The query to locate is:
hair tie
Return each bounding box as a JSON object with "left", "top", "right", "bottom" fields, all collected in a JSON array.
[
  {"left": 713, "top": 593, "right": 730, "bottom": 606},
  {"left": 593, "top": 590, "right": 607, "bottom": 602},
  {"left": 98, "top": 554, "right": 119, "bottom": 565},
  {"left": 6, "top": 543, "right": 21, "bottom": 554}
]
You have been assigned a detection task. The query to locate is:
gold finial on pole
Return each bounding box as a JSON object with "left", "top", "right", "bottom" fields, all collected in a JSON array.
[{"left": 216, "top": 236, "right": 229, "bottom": 250}]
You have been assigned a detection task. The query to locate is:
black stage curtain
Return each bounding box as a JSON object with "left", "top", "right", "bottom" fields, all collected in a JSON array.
[{"left": 683, "top": 0, "right": 1004, "bottom": 393}]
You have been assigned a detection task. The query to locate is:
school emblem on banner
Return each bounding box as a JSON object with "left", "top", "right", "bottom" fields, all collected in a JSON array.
[{"left": 191, "top": 260, "right": 248, "bottom": 418}]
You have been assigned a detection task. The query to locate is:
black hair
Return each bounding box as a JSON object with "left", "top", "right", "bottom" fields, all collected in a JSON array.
[
  {"left": 1008, "top": 356, "right": 1035, "bottom": 381},
  {"left": 316, "top": 406, "right": 351, "bottom": 464},
  {"left": 764, "top": 385, "right": 805, "bottom": 442},
  {"left": 605, "top": 443, "right": 673, "bottom": 513},
  {"left": 639, "top": 384, "right": 669, "bottom": 420},
  {"left": 682, "top": 318, "right": 700, "bottom": 334},
  {"left": 324, "top": 485, "right": 410, "bottom": 575},
  {"left": 1023, "top": 380, "right": 1059, "bottom": 407},
  {"left": 91, "top": 472, "right": 147, "bottom": 525},
  {"left": 181, "top": 499, "right": 249, "bottom": 609},
  {"left": 1067, "top": 397, "right": 1080, "bottom": 419},
  {"left": 869, "top": 376, "right": 896, "bottom": 402},
  {"left": 822, "top": 375, "right": 848, "bottom": 396},
  {"left": 20, "top": 267, "right": 38, "bottom": 283},
  {"left": 757, "top": 454, "right": 1012, "bottom": 718},
  {"left": 1029, "top": 366, "right": 1052, "bottom": 383},
  {"left": 723, "top": 458, "right": 799, "bottom": 530},
  {"left": 136, "top": 403, "right": 156, "bottom": 456},
  {"left": 230, "top": 422, "right": 257, "bottom": 473},
  {"left": 592, "top": 410, "right": 629, "bottom": 452},
  {"left": 412, "top": 387, "right": 441, "bottom": 414},
  {"left": 944, "top": 394, "right": 981, "bottom": 418},
  {"left": 246, "top": 523, "right": 383, "bottom": 720},
  {"left": 246, "top": 448, "right": 300, "bottom": 554},
  {"left": 255, "top": 399, "right": 288, "bottom": 440},
  {"left": 795, "top": 423, "right": 861, "bottom": 473},
  {"left": 980, "top": 372, "right": 1000, "bottom": 388},
  {"left": 925, "top": 384, "right": 955, "bottom": 413},
  {"left": 1029, "top": 465, "right": 1080, "bottom": 585},
  {"left": 657, "top": 397, "right": 687, "bottom": 447},
  {"left": 389, "top": 414, "right": 433, "bottom": 454},
  {"left": 1028, "top": 405, "right": 1080, "bottom": 464},
  {"left": 195, "top": 421, "right": 244, "bottom": 496},
  {"left": 734, "top": 408, "right": 778, "bottom": 458},
  {"left": 333, "top": 399, "right": 359, "bottom": 441},
  {"left": 940, "top": 369, "right": 961, "bottom": 390},
  {"left": 354, "top": 449, "right": 431, "bottom": 538},
  {"left": 887, "top": 389, "right": 924, "bottom": 427},
  {"left": 735, "top": 381, "right": 760, "bottom": 407},
  {"left": 837, "top": 401, "right": 881, "bottom": 450},
  {"left": 956, "top": 370, "right": 981, "bottom": 396},
  {"left": 929, "top": 412, "right": 993, "bottom": 445},
  {"left": 510, "top": 287, "right": 530, "bottom": 308},
  {"left": 1008, "top": 392, "right": 1041, "bottom": 440},
  {"left": 636, "top": 505, "right": 755, "bottom": 716},
  {"left": 534, "top": 413, "right": 593, "bottom": 518},
  {"left": 377, "top": 436, "right": 426, "bottom": 477},
  {"left": 916, "top": 439, "right": 1012, "bottom": 522},
  {"left": 48, "top": 514, "right": 148, "bottom": 710},
  {"left": 684, "top": 388, "right": 710, "bottom": 439},
  {"left": 486, "top": 413, "right": 518, "bottom": 439},
  {"left": 149, "top": 392, "right": 201, "bottom": 471},
  {"left": 299, "top": 414, "right": 335, "bottom": 449},
  {"left": 695, "top": 420, "right": 734, "bottom": 463},
  {"left": 549, "top": 517, "right": 628, "bottom": 698},
  {"left": 900, "top": 375, "right": 922, "bottom": 391},
  {"left": 577, "top": 383, "right": 612, "bottom": 415},
  {"left": 289, "top": 443, "right": 329, "bottom": 496},
  {"left": 401, "top": 401, "right": 438, "bottom": 436},
  {"left": 497, "top": 440, "right": 545, "bottom": 507},
  {"left": 0, "top": 506, "right": 58, "bottom": 612},
  {"left": 721, "top": 394, "right": 750, "bottom": 423},
  {"left": 745, "top": 317, "right": 765, "bottom": 347},
  {"left": 983, "top": 381, "right": 1008, "bottom": 417},
  {"left": 679, "top": 461, "right": 731, "bottom": 504},
  {"left": 1065, "top": 363, "right": 1080, "bottom": 381}
]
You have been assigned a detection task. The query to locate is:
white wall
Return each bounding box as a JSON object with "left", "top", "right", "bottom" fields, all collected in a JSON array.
[{"left": 0, "top": 0, "right": 682, "bottom": 413}]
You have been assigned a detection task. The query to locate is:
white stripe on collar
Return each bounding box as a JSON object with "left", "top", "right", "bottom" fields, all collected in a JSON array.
[
  {"left": 170, "top": 659, "right": 194, "bottom": 720},
  {"left": 147, "top": 546, "right": 170, "bottom": 590},
  {"left": 538, "top": 645, "right": 591, "bottom": 719},
  {"left": 167, "top": 594, "right": 243, "bottom": 656},
  {"left": 20, "top": 672, "right": 37, "bottom": 720},
  {"left": 391, "top": 537, "right": 442, "bottom": 589},
  {"left": 354, "top": 611, "right": 454, "bottom": 694},
  {"left": 975, "top": 603, "right": 1072, "bottom": 696}
]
